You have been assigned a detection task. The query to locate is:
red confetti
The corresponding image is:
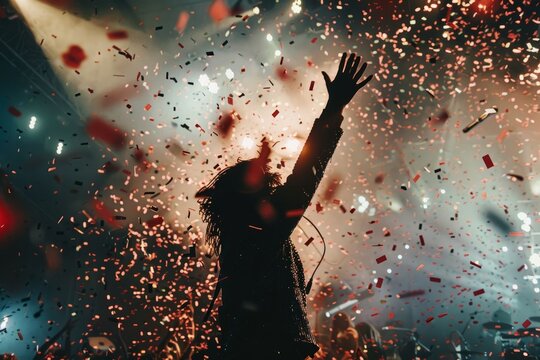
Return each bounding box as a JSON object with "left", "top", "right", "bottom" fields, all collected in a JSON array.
[
  {"left": 470, "top": 261, "right": 482, "bottom": 268},
  {"left": 413, "top": 173, "right": 421, "bottom": 183},
  {"left": 61, "top": 45, "right": 87, "bottom": 69},
  {"left": 7, "top": 106, "right": 21, "bottom": 117},
  {"left": 429, "top": 277, "right": 441, "bottom": 283},
  {"left": 419, "top": 235, "right": 425, "bottom": 246},
  {"left": 397, "top": 289, "right": 426, "bottom": 299},
  {"left": 86, "top": 116, "right": 127, "bottom": 150},
  {"left": 272, "top": 109, "right": 280, "bottom": 118},
  {"left": 146, "top": 216, "right": 164, "bottom": 228},
  {"left": 473, "top": 289, "right": 485, "bottom": 296},
  {"left": 376, "top": 255, "right": 387, "bottom": 264},
  {"left": 517, "top": 264, "right": 526, "bottom": 272},
  {"left": 522, "top": 319, "right": 532, "bottom": 328},
  {"left": 216, "top": 112, "right": 235, "bottom": 138},
  {"left": 91, "top": 200, "right": 120, "bottom": 229},
  {"left": 208, "top": 0, "right": 230, "bottom": 22},
  {"left": 286, "top": 209, "right": 304, "bottom": 218},
  {"left": 17, "top": 330, "right": 23, "bottom": 340},
  {"left": 376, "top": 278, "right": 383, "bottom": 288},
  {"left": 426, "top": 316, "right": 434, "bottom": 323},
  {"left": 304, "top": 237, "right": 314, "bottom": 246},
  {"left": 176, "top": 11, "right": 190, "bottom": 33},
  {"left": 144, "top": 104, "right": 152, "bottom": 111},
  {"left": 482, "top": 154, "right": 494, "bottom": 169},
  {"left": 309, "top": 81, "right": 315, "bottom": 91},
  {"left": 107, "top": 30, "right": 128, "bottom": 40}
]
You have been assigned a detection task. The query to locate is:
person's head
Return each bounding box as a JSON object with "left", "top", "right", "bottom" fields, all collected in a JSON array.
[
  {"left": 332, "top": 312, "right": 353, "bottom": 334},
  {"left": 196, "top": 156, "right": 281, "bottom": 256}
]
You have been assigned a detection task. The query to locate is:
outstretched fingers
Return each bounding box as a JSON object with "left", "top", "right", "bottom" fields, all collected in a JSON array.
[
  {"left": 353, "top": 62, "right": 368, "bottom": 82},
  {"left": 350, "top": 56, "right": 362, "bottom": 76},
  {"left": 355, "top": 74, "right": 374, "bottom": 90},
  {"left": 338, "top": 52, "right": 347, "bottom": 73},
  {"left": 344, "top": 53, "right": 356, "bottom": 74}
]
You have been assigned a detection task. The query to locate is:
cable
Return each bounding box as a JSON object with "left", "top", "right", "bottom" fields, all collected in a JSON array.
[{"left": 302, "top": 215, "right": 325, "bottom": 294}]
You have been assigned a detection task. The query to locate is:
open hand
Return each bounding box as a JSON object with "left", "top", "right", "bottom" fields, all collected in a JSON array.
[{"left": 322, "top": 52, "right": 373, "bottom": 112}]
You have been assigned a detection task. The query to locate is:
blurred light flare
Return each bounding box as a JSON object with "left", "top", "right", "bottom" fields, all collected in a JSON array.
[{"left": 29, "top": 115, "right": 37, "bottom": 129}]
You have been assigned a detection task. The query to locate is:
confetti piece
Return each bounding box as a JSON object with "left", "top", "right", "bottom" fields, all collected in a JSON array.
[
  {"left": 7, "top": 106, "right": 21, "bottom": 117},
  {"left": 176, "top": 11, "right": 190, "bottom": 33},
  {"left": 470, "top": 261, "right": 482, "bottom": 268},
  {"left": 523, "top": 319, "right": 532, "bottom": 328},
  {"left": 396, "top": 289, "right": 425, "bottom": 299},
  {"left": 304, "top": 237, "right": 314, "bottom": 246},
  {"left": 429, "top": 277, "right": 441, "bottom": 283},
  {"left": 208, "top": 0, "right": 230, "bottom": 22},
  {"left": 216, "top": 112, "right": 235, "bottom": 138},
  {"left": 86, "top": 116, "right": 127, "bottom": 150},
  {"left": 107, "top": 30, "right": 128, "bottom": 40},
  {"left": 412, "top": 173, "right": 421, "bottom": 183},
  {"left": 376, "top": 255, "right": 387, "bottom": 264},
  {"left": 61, "top": 45, "right": 86, "bottom": 69},
  {"left": 375, "top": 278, "right": 383, "bottom": 288},
  {"left": 473, "top": 289, "right": 485, "bottom": 296},
  {"left": 146, "top": 216, "right": 164, "bottom": 228},
  {"left": 272, "top": 109, "right": 279, "bottom": 118},
  {"left": 482, "top": 154, "right": 494, "bottom": 169}
]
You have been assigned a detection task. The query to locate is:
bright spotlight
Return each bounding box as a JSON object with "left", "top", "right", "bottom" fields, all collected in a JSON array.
[
  {"left": 208, "top": 82, "right": 219, "bottom": 94},
  {"left": 529, "top": 253, "right": 540, "bottom": 268},
  {"left": 284, "top": 138, "right": 300, "bottom": 153},
  {"left": 291, "top": 0, "right": 302, "bottom": 14},
  {"left": 357, "top": 195, "right": 369, "bottom": 213},
  {"left": 29, "top": 116, "right": 37, "bottom": 129},
  {"left": 198, "top": 74, "right": 210, "bottom": 87},
  {"left": 241, "top": 137, "right": 255, "bottom": 149}
]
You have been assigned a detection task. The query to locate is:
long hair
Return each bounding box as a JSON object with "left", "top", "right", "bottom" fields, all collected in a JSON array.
[{"left": 195, "top": 159, "right": 281, "bottom": 256}]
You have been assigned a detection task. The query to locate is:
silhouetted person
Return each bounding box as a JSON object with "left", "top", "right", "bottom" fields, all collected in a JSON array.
[
  {"left": 196, "top": 52, "right": 373, "bottom": 360},
  {"left": 355, "top": 322, "right": 384, "bottom": 360},
  {"left": 331, "top": 312, "right": 359, "bottom": 360}
]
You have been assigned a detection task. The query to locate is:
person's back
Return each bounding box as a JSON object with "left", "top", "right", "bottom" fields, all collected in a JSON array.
[{"left": 196, "top": 52, "right": 373, "bottom": 360}]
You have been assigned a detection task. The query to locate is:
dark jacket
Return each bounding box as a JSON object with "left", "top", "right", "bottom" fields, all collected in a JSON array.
[{"left": 218, "top": 110, "right": 344, "bottom": 359}]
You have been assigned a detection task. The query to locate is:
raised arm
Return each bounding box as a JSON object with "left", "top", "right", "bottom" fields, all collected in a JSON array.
[{"left": 272, "top": 53, "right": 373, "bottom": 231}]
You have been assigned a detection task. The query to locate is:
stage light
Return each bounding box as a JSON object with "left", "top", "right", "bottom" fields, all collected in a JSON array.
[
  {"left": 241, "top": 137, "right": 255, "bottom": 149},
  {"left": 387, "top": 268, "right": 392, "bottom": 274},
  {"left": 397, "top": 254, "right": 403, "bottom": 260},
  {"left": 512, "top": 284, "right": 518, "bottom": 290},
  {"left": 198, "top": 74, "right": 210, "bottom": 87},
  {"left": 266, "top": 34, "right": 273, "bottom": 41},
  {"left": 291, "top": 0, "right": 302, "bottom": 14},
  {"left": 275, "top": 49, "right": 282, "bottom": 57},
  {"left": 502, "top": 246, "right": 508, "bottom": 252},
  {"left": 284, "top": 138, "right": 300, "bottom": 153},
  {"left": 208, "top": 82, "right": 219, "bottom": 94},
  {"left": 357, "top": 195, "right": 369, "bottom": 213},
  {"left": 56, "top": 142, "right": 64, "bottom": 155},
  {"left": 29, "top": 116, "right": 37, "bottom": 129},
  {"left": 422, "top": 197, "right": 430, "bottom": 209},
  {"left": 405, "top": 244, "right": 410, "bottom": 249},
  {"left": 253, "top": 6, "right": 260, "bottom": 14},
  {"left": 529, "top": 253, "right": 540, "bottom": 268}
]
